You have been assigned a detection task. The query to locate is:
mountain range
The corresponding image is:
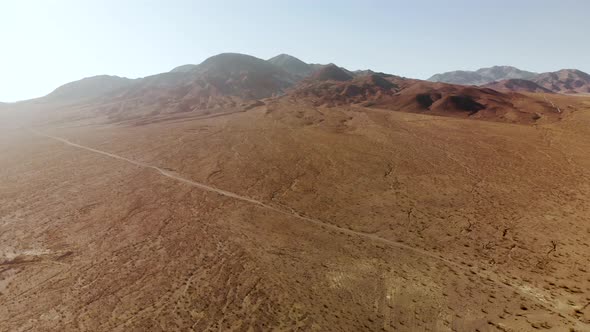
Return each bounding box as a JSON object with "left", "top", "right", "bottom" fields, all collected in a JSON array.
[
  {"left": 5, "top": 53, "right": 589, "bottom": 125},
  {"left": 428, "top": 66, "right": 590, "bottom": 94}
]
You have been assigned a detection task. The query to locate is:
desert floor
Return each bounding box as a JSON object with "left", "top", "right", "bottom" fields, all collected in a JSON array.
[{"left": 1, "top": 97, "right": 589, "bottom": 331}]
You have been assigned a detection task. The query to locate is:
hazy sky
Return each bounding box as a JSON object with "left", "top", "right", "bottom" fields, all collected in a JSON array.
[{"left": 1, "top": 0, "right": 588, "bottom": 102}]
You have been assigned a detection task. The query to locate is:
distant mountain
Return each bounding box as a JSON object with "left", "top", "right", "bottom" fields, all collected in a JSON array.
[
  {"left": 532, "top": 69, "right": 590, "bottom": 94},
  {"left": 267, "top": 54, "right": 312, "bottom": 77},
  {"left": 72, "top": 53, "right": 295, "bottom": 105},
  {"left": 428, "top": 66, "right": 537, "bottom": 86},
  {"left": 475, "top": 66, "right": 537, "bottom": 82},
  {"left": 169, "top": 53, "right": 296, "bottom": 94},
  {"left": 482, "top": 79, "right": 554, "bottom": 93},
  {"left": 174, "top": 53, "right": 322, "bottom": 80},
  {"left": 76, "top": 53, "right": 300, "bottom": 121},
  {"left": 45, "top": 75, "right": 133, "bottom": 102},
  {"left": 429, "top": 66, "right": 590, "bottom": 94},
  {"left": 191, "top": 53, "right": 296, "bottom": 98},
  {"left": 428, "top": 70, "right": 489, "bottom": 85}
]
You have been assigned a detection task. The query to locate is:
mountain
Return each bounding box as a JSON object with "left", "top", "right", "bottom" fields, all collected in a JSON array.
[
  {"left": 67, "top": 53, "right": 298, "bottom": 121},
  {"left": 475, "top": 66, "right": 537, "bottom": 81},
  {"left": 291, "top": 73, "right": 402, "bottom": 107},
  {"left": 267, "top": 54, "right": 313, "bottom": 77},
  {"left": 169, "top": 53, "right": 297, "bottom": 98},
  {"left": 483, "top": 79, "right": 554, "bottom": 93},
  {"left": 55, "top": 53, "right": 294, "bottom": 107},
  {"left": 532, "top": 69, "right": 590, "bottom": 94},
  {"left": 428, "top": 66, "right": 537, "bottom": 85},
  {"left": 170, "top": 64, "right": 198, "bottom": 73},
  {"left": 428, "top": 70, "right": 489, "bottom": 85},
  {"left": 385, "top": 81, "right": 557, "bottom": 123},
  {"left": 310, "top": 64, "right": 353, "bottom": 82},
  {"left": 429, "top": 66, "right": 590, "bottom": 94},
  {"left": 191, "top": 53, "right": 296, "bottom": 98},
  {"left": 175, "top": 53, "right": 322, "bottom": 79},
  {"left": 11, "top": 53, "right": 573, "bottom": 125},
  {"left": 291, "top": 74, "right": 560, "bottom": 124},
  {"left": 45, "top": 75, "right": 134, "bottom": 102}
]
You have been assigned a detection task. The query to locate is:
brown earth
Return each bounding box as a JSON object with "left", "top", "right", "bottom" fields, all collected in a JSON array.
[{"left": 1, "top": 91, "right": 590, "bottom": 331}]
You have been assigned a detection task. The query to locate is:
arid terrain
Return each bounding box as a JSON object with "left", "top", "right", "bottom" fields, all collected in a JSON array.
[{"left": 1, "top": 54, "right": 590, "bottom": 331}]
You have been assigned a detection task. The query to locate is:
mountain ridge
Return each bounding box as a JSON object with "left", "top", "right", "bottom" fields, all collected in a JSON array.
[
  {"left": 428, "top": 66, "right": 537, "bottom": 85},
  {"left": 45, "top": 75, "right": 134, "bottom": 102},
  {"left": 428, "top": 66, "right": 590, "bottom": 93},
  {"left": 6, "top": 53, "right": 587, "bottom": 125},
  {"left": 267, "top": 54, "right": 313, "bottom": 77}
]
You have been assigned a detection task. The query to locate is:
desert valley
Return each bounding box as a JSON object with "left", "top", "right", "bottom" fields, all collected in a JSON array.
[{"left": 1, "top": 52, "right": 590, "bottom": 332}]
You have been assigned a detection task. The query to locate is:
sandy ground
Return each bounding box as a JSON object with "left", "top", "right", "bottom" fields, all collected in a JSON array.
[{"left": 1, "top": 96, "right": 589, "bottom": 331}]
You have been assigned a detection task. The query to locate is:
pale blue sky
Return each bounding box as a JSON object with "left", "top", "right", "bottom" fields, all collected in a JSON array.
[{"left": 1, "top": 0, "right": 588, "bottom": 102}]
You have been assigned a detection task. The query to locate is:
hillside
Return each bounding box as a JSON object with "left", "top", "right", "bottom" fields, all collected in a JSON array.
[
  {"left": 31, "top": 53, "right": 297, "bottom": 122},
  {"left": 483, "top": 79, "right": 554, "bottom": 93},
  {"left": 291, "top": 73, "right": 401, "bottom": 106},
  {"left": 44, "top": 75, "right": 134, "bottom": 102},
  {"left": 190, "top": 53, "right": 295, "bottom": 98},
  {"left": 291, "top": 74, "right": 560, "bottom": 124},
  {"left": 310, "top": 64, "right": 354, "bottom": 82},
  {"left": 533, "top": 69, "right": 590, "bottom": 94},
  {"left": 267, "top": 53, "right": 313, "bottom": 77}
]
